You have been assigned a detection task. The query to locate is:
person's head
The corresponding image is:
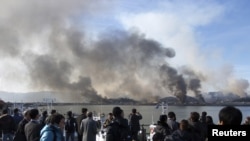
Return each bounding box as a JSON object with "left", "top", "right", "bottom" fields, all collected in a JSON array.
[
  {"left": 67, "top": 111, "right": 73, "bottom": 118},
  {"left": 190, "top": 112, "right": 200, "bottom": 122},
  {"left": 159, "top": 114, "right": 168, "bottom": 123},
  {"left": 108, "top": 113, "right": 113, "bottom": 119},
  {"left": 206, "top": 116, "right": 214, "bottom": 125},
  {"left": 179, "top": 119, "right": 189, "bottom": 131},
  {"left": 14, "top": 108, "right": 19, "bottom": 114},
  {"left": 218, "top": 106, "right": 242, "bottom": 125},
  {"left": 87, "top": 112, "right": 93, "bottom": 118},
  {"left": 82, "top": 108, "right": 88, "bottom": 114},
  {"left": 168, "top": 111, "right": 176, "bottom": 120},
  {"left": 50, "top": 113, "right": 65, "bottom": 130},
  {"left": 42, "top": 110, "right": 48, "bottom": 117},
  {"left": 200, "top": 111, "right": 207, "bottom": 123},
  {"left": 132, "top": 108, "right": 136, "bottom": 114},
  {"left": 29, "top": 108, "right": 40, "bottom": 120},
  {"left": 23, "top": 110, "right": 31, "bottom": 120},
  {"left": 50, "top": 109, "right": 56, "bottom": 115},
  {"left": 201, "top": 111, "right": 207, "bottom": 116},
  {"left": 112, "top": 106, "right": 123, "bottom": 118}
]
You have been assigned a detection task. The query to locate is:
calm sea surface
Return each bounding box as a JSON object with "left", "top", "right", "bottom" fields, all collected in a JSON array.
[{"left": 45, "top": 104, "right": 250, "bottom": 126}]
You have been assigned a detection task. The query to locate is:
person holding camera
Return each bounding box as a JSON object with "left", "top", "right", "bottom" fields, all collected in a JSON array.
[{"left": 128, "top": 108, "right": 143, "bottom": 141}]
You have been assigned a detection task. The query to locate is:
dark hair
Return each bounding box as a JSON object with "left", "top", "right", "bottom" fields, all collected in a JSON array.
[
  {"left": 112, "top": 106, "right": 122, "bottom": 117},
  {"left": 200, "top": 111, "right": 207, "bottom": 123},
  {"left": 29, "top": 108, "right": 39, "bottom": 119},
  {"left": 159, "top": 114, "right": 168, "bottom": 123},
  {"left": 82, "top": 108, "right": 88, "bottom": 113},
  {"left": 201, "top": 111, "right": 207, "bottom": 116},
  {"left": 67, "top": 111, "right": 73, "bottom": 117},
  {"left": 168, "top": 111, "right": 176, "bottom": 119},
  {"left": 42, "top": 110, "right": 48, "bottom": 116},
  {"left": 87, "top": 112, "right": 93, "bottom": 117},
  {"left": 50, "top": 109, "right": 56, "bottom": 115},
  {"left": 219, "top": 106, "right": 242, "bottom": 125},
  {"left": 132, "top": 108, "right": 136, "bottom": 113},
  {"left": 14, "top": 108, "right": 19, "bottom": 113},
  {"left": 50, "top": 113, "right": 65, "bottom": 124},
  {"left": 206, "top": 116, "right": 214, "bottom": 124},
  {"left": 179, "top": 119, "right": 189, "bottom": 130},
  {"left": 190, "top": 112, "right": 200, "bottom": 122}
]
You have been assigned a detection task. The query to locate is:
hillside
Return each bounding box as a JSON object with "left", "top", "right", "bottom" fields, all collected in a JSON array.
[{"left": 1, "top": 91, "right": 250, "bottom": 106}]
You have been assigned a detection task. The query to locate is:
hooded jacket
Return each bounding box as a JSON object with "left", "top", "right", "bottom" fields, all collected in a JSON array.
[{"left": 40, "top": 124, "right": 64, "bottom": 141}]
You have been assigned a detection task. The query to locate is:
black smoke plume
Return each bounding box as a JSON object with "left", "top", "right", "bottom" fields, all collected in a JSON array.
[{"left": 0, "top": 0, "right": 248, "bottom": 103}]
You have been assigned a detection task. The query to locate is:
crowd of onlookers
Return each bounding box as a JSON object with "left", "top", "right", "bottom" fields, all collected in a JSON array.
[
  {"left": 152, "top": 106, "right": 250, "bottom": 141},
  {"left": 0, "top": 106, "right": 143, "bottom": 141},
  {"left": 0, "top": 105, "right": 249, "bottom": 141}
]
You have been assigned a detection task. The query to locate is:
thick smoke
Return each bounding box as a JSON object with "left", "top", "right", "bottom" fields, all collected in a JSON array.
[
  {"left": 159, "top": 65, "right": 187, "bottom": 103},
  {"left": 24, "top": 28, "right": 181, "bottom": 103},
  {"left": 180, "top": 66, "right": 206, "bottom": 102},
  {"left": 0, "top": 0, "right": 249, "bottom": 103}
]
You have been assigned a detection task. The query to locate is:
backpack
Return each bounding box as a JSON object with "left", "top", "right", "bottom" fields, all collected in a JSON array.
[
  {"left": 65, "top": 117, "right": 76, "bottom": 132},
  {"left": 106, "top": 120, "right": 131, "bottom": 141}
]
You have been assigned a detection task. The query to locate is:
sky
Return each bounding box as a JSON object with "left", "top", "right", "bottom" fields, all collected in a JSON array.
[{"left": 0, "top": 0, "right": 249, "bottom": 102}]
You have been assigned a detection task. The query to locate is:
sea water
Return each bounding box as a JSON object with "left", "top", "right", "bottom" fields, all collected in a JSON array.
[{"left": 46, "top": 104, "right": 250, "bottom": 126}]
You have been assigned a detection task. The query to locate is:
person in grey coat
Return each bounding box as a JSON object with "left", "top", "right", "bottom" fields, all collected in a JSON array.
[
  {"left": 24, "top": 108, "right": 43, "bottom": 141},
  {"left": 76, "top": 108, "right": 88, "bottom": 141},
  {"left": 79, "top": 112, "right": 98, "bottom": 141}
]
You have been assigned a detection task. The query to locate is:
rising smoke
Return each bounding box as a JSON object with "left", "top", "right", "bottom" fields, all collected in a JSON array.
[{"left": 0, "top": 0, "right": 249, "bottom": 103}]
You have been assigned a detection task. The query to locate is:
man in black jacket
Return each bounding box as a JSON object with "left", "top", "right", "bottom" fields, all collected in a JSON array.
[
  {"left": 0, "top": 108, "right": 16, "bottom": 141},
  {"left": 128, "top": 108, "right": 142, "bottom": 141},
  {"left": 106, "top": 106, "right": 131, "bottom": 141},
  {"left": 13, "top": 110, "right": 31, "bottom": 141},
  {"left": 65, "top": 111, "right": 78, "bottom": 141}
]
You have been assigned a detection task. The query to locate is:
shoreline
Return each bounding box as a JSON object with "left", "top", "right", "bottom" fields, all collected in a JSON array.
[{"left": 6, "top": 102, "right": 250, "bottom": 107}]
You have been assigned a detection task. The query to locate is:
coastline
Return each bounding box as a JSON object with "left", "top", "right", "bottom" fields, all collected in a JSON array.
[{"left": 5, "top": 102, "right": 250, "bottom": 107}]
